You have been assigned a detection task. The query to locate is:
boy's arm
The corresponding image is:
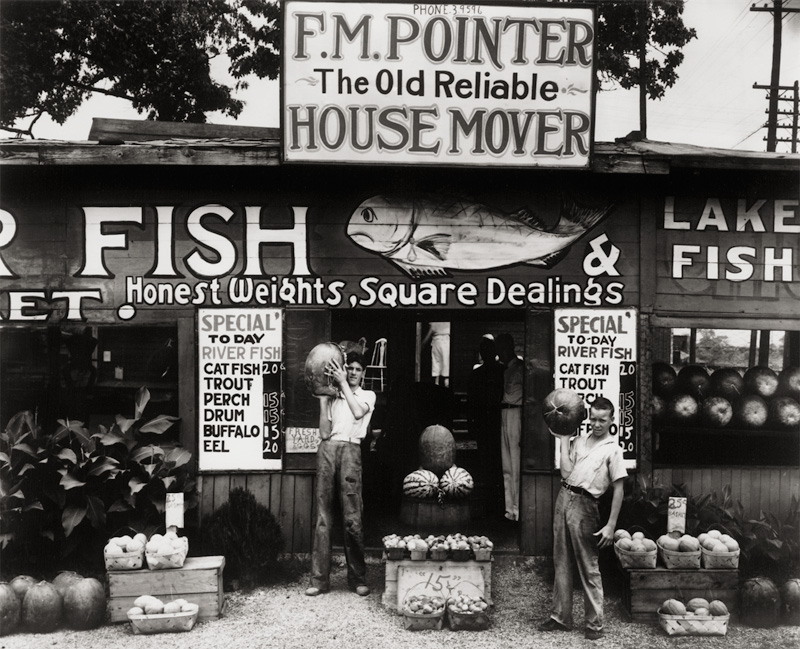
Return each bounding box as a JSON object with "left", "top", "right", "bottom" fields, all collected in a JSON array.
[
  {"left": 559, "top": 436, "right": 575, "bottom": 479},
  {"left": 318, "top": 396, "right": 332, "bottom": 440},
  {"left": 593, "top": 478, "right": 624, "bottom": 548}
]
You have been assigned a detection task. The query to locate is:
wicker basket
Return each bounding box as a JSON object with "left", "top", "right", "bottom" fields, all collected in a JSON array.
[
  {"left": 657, "top": 609, "right": 729, "bottom": 636},
  {"left": 615, "top": 542, "right": 657, "bottom": 569},
  {"left": 701, "top": 546, "right": 740, "bottom": 569},
  {"left": 385, "top": 547, "right": 405, "bottom": 561},
  {"left": 145, "top": 537, "right": 189, "bottom": 570},
  {"left": 402, "top": 609, "right": 444, "bottom": 631},
  {"left": 410, "top": 550, "right": 428, "bottom": 561},
  {"left": 105, "top": 548, "right": 145, "bottom": 571},
  {"left": 447, "top": 606, "right": 490, "bottom": 631},
  {"left": 430, "top": 548, "right": 449, "bottom": 561},
  {"left": 451, "top": 549, "right": 471, "bottom": 561},
  {"left": 472, "top": 547, "right": 491, "bottom": 562},
  {"left": 128, "top": 609, "right": 198, "bottom": 634},
  {"left": 658, "top": 542, "right": 701, "bottom": 570}
]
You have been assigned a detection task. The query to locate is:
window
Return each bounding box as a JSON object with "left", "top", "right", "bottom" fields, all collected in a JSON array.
[{"left": 652, "top": 327, "right": 799, "bottom": 466}]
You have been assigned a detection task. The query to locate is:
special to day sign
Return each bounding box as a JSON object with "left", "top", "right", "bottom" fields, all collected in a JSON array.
[
  {"left": 554, "top": 307, "right": 637, "bottom": 469},
  {"left": 197, "top": 308, "right": 284, "bottom": 472},
  {"left": 282, "top": 2, "right": 596, "bottom": 167}
]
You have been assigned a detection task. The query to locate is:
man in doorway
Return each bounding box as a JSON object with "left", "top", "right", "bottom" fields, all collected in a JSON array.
[
  {"left": 422, "top": 321, "right": 450, "bottom": 388},
  {"left": 538, "top": 396, "right": 626, "bottom": 641},
  {"left": 306, "top": 351, "right": 376, "bottom": 597},
  {"left": 496, "top": 333, "right": 522, "bottom": 522},
  {"left": 467, "top": 335, "right": 505, "bottom": 510}
]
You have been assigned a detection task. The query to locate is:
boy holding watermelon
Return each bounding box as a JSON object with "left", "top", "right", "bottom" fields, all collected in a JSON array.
[
  {"left": 305, "top": 351, "right": 376, "bottom": 598},
  {"left": 538, "top": 396, "right": 626, "bottom": 640}
]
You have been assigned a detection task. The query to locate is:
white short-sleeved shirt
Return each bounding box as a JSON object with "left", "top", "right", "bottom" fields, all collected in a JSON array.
[
  {"left": 327, "top": 387, "right": 376, "bottom": 444},
  {"left": 566, "top": 434, "right": 627, "bottom": 498}
]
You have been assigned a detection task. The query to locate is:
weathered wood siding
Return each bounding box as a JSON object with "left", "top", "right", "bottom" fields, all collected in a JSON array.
[
  {"left": 521, "top": 466, "right": 800, "bottom": 556},
  {"left": 198, "top": 473, "right": 316, "bottom": 555}
]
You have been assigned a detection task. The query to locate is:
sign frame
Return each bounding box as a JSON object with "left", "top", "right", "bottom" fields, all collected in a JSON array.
[
  {"left": 281, "top": 0, "right": 598, "bottom": 169},
  {"left": 197, "top": 306, "right": 285, "bottom": 472},
  {"left": 553, "top": 306, "right": 638, "bottom": 470}
]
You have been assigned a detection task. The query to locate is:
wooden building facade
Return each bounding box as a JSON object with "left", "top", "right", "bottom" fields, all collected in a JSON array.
[{"left": 0, "top": 125, "right": 798, "bottom": 555}]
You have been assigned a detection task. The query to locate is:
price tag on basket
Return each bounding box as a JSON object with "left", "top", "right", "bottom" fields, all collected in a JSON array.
[
  {"left": 668, "top": 497, "right": 687, "bottom": 536},
  {"left": 166, "top": 493, "right": 185, "bottom": 530}
]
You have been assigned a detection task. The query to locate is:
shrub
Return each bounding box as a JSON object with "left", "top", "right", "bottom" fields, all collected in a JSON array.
[
  {"left": 0, "top": 388, "right": 196, "bottom": 576},
  {"left": 200, "top": 487, "right": 284, "bottom": 589}
]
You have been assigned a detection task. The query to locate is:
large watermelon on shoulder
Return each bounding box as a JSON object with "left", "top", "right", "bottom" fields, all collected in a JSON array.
[
  {"left": 403, "top": 469, "right": 440, "bottom": 499},
  {"left": 439, "top": 466, "right": 474, "bottom": 499}
]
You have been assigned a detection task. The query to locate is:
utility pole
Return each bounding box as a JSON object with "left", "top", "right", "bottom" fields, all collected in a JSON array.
[
  {"left": 751, "top": 1, "right": 800, "bottom": 151},
  {"left": 639, "top": 0, "right": 648, "bottom": 139}
]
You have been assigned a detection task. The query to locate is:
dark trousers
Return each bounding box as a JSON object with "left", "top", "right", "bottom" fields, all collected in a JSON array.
[{"left": 310, "top": 439, "right": 367, "bottom": 591}]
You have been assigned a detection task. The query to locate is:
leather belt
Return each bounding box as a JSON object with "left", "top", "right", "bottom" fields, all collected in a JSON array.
[
  {"left": 500, "top": 403, "right": 521, "bottom": 409},
  {"left": 561, "top": 480, "right": 596, "bottom": 499}
]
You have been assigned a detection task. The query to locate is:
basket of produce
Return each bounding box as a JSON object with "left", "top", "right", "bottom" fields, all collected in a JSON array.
[
  {"left": 446, "top": 595, "right": 491, "bottom": 631},
  {"left": 658, "top": 598, "right": 729, "bottom": 636},
  {"left": 699, "top": 530, "right": 740, "bottom": 569},
  {"left": 468, "top": 535, "right": 493, "bottom": 561},
  {"left": 657, "top": 534, "right": 701, "bottom": 570},
  {"left": 127, "top": 597, "right": 199, "bottom": 634},
  {"left": 614, "top": 531, "right": 657, "bottom": 569},
  {"left": 382, "top": 534, "right": 407, "bottom": 560},
  {"left": 444, "top": 533, "right": 471, "bottom": 560},
  {"left": 402, "top": 595, "right": 445, "bottom": 631},
  {"left": 145, "top": 532, "right": 189, "bottom": 570},
  {"left": 407, "top": 538, "right": 429, "bottom": 560},
  {"left": 104, "top": 533, "right": 147, "bottom": 571},
  {"left": 430, "top": 547, "right": 449, "bottom": 561}
]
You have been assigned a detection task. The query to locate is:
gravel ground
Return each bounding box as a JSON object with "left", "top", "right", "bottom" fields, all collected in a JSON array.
[{"left": 3, "top": 556, "right": 798, "bottom": 649}]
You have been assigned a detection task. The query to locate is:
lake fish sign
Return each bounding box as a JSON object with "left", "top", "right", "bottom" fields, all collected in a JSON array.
[{"left": 282, "top": 1, "right": 597, "bottom": 167}]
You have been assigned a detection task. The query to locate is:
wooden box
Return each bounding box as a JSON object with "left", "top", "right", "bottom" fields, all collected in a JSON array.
[
  {"left": 107, "top": 555, "right": 225, "bottom": 623},
  {"left": 382, "top": 558, "right": 492, "bottom": 613},
  {"left": 621, "top": 567, "right": 737, "bottom": 622}
]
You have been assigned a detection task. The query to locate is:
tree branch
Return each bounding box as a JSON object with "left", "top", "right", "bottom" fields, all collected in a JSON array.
[{"left": 67, "top": 81, "right": 136, "bottom": 102}]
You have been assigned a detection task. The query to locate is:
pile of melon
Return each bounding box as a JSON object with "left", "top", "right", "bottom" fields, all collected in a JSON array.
[
  {"left": 614, "top": 529, "right": 657, "bottom": 553},
  {"left": 660, "top": 597, "right": 729, "bottom": 618},
  {"left": 0, "top": 571, "right": 106, "bottom": 636},
  {"left": 402, "top": 465, "right": 474, "bottom": 501},
  {"left": 652, "top": 362, "right": 800, "bottom": 430},
  {"left": 127, "top": 594, "right": 198, "bottom": 616}
]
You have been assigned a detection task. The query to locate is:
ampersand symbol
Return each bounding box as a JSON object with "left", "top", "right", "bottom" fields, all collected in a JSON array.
[{"left": 583, "top": 233, "right": 621, "bottom": 277}]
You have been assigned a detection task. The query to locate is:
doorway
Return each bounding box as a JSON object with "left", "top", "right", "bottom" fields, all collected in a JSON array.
[{"left": 331, "top": 309, "right": 525, "bottom": 551}]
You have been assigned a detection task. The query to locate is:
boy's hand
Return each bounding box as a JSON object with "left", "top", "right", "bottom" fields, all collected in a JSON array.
[
  {"left": 593, "top": 524, "right": 614, "bottom": 548},
  {"left": 325, "top": 359, "right": 347, "bottom": 388}
]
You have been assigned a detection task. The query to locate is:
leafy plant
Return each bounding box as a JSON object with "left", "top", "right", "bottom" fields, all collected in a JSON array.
[
  {"left": 728, "top": 495, "right": 800, "bottom": 582},
  {"left": 200, "top": 487, "right": 284, "bottom": 589},
  {"left": 0, "top": 387, "right": 196, "bottom": 575}
]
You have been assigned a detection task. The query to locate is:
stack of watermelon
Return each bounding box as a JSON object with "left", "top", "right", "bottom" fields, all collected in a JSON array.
[{"left": 652, "top": 362, "right": 800, "bottom": 431}]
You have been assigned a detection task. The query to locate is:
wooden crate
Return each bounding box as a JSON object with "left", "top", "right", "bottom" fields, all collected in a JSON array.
[
  {"left": 382, "top": 558, "right": 492, "bottom": 613},
  {"left": 621, "top": 567, "right": 738, "bottom": 622},
  {"left": 107, "top": 555, "right": 225, "bottom": 623}
]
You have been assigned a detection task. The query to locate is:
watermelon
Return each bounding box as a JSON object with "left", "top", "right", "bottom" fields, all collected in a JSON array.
[
  {"left": 769, "top": 396, "right": 800, "bottom": 430},
  {"left": 418, "top": 425, "right": 456, "bottom": 477},
  {"left": 667, "top": 393, "right": 699, "bottom": 425},
  {"left": 677, "top": 365, "right": 711, "bottom": 400},
  {"left": 543, "top": 389, "right": 586, "bottom": 436},
  {"left": 709, "top": 367, "right": 744, "bottom": 401},
  {"left": 403, "top": 469, "right": 440, "bottom": 499},
  {"left": 652, "top": 362, "right": 677, "bottom": 397},
  {"left": 740, "top": 577, "right": 780, "bottom": 628},
  {"left": 744, "top": 366, "right": 779, "bottom": 399},
  {"left": 701, "top": 396, "right": 733, "bottom": 428},
  {"left": 439, "top": 466, "right": 474, "bottom": 499},
  {"left": 303, "top": 342, "right": 345, "bottom": 397},
  {"left": 734, "top": 394, "right": 769, "bottom": 429},
  {"left": 778, "top": 366, "right": 800, "bottom": 400}
]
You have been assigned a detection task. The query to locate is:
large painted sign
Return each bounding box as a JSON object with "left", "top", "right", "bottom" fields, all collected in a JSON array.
[
  {"left": 197, "top": 308, "right": 284, "bottom": 471},
  {"left": 282, "top": 1, "right": 596, "bottom": 167},
  {"left": 554, "top": 307, "right": 637, "bottom": 470}
]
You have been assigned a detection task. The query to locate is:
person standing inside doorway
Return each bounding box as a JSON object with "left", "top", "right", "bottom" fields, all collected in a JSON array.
[
  {"left": 496, "top": 333, "right": 522, "bottom": 522},
  {"left": 538, "top": 396, "right": 626, "bottom": 641},
  {"left": 423, "top": 321, "right": 450, "bottom": 388},
  {"left": 306, "top": 351, "right": 376, "bottom": 597}
]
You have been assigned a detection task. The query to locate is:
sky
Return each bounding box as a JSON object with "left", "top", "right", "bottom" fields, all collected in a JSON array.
[{"left": 23, "top": 0, "right": 800, "bottom": 153}]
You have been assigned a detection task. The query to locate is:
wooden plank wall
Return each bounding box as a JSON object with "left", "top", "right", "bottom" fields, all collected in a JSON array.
[
  {"left": 521, "top": 466, "right": 800, "bottom": 556},
  {"left": 198, "top": 473, "right": 316, "bottom": 555}
]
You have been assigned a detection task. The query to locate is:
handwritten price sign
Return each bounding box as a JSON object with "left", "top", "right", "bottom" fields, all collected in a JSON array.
[{"left": 397, "top": 563, "right": 486, "bottom": 608}]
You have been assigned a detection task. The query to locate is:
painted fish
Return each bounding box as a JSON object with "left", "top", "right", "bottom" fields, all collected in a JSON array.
[{"left": 347, "top": 194, "right": 614, "bottom": 278}]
